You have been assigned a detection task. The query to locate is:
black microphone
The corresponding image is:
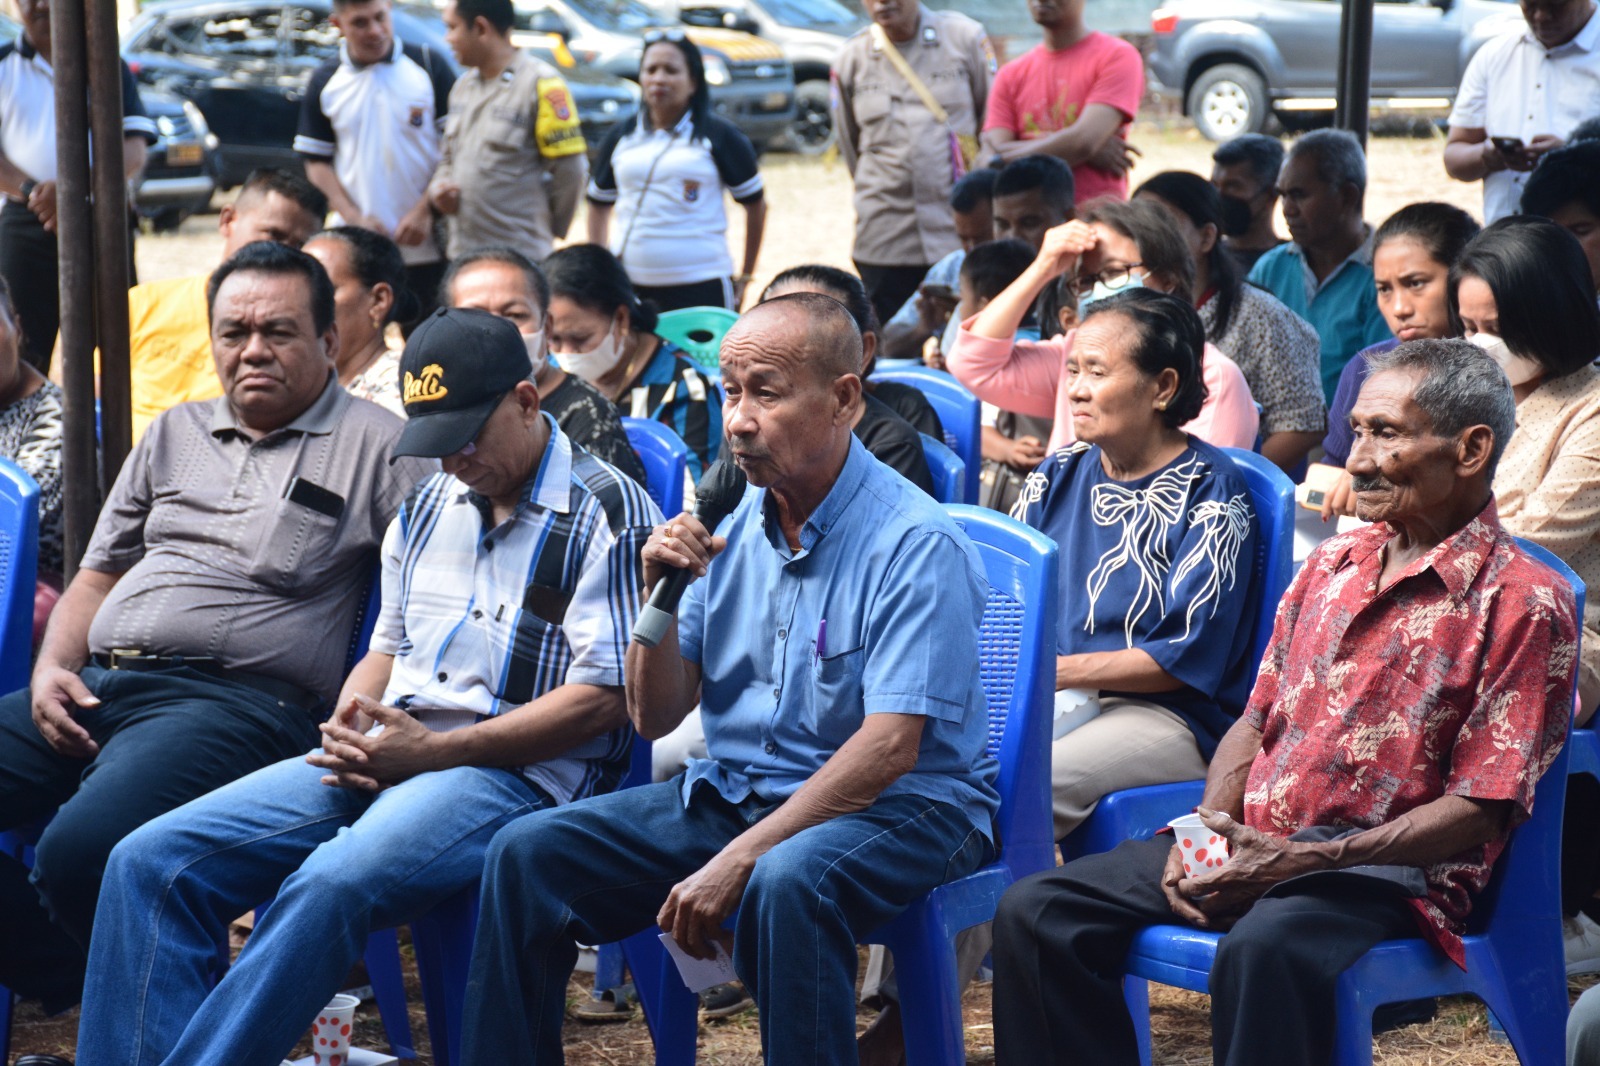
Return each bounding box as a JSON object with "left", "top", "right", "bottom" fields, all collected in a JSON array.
[{"left": 632, "top": 458, "right": 748, "bottom": 648}]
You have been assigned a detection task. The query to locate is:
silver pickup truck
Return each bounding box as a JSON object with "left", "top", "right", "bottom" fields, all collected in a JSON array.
[{"left": 1147, "top": 0, "right": 1524, "bottom": 140}]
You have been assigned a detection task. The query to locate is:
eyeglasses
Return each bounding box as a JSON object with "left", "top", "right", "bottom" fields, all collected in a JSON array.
[
  {"left": 1066, "top": 263, "right": 1145, "bottom": 297},
  {"left": 643, "top": 27, "right": 687, "bottom": 43}
]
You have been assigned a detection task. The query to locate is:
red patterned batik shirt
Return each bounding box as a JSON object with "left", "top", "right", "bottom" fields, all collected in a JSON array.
[{"left": 1240, "top": 499, "right": 1577, "bottom": 965}]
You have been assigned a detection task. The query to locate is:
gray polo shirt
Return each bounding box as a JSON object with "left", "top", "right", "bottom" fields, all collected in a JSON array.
[{"left": 82, "top": 376, "right": 435, "bottom": 704}]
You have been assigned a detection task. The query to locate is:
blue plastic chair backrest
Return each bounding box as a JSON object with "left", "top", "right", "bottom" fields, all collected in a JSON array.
[
  {"left": 1219, "top": 448, "right": 1295, "bottom": 670},
  {"left": 948, "top": 504, "right": 1060, "bottom": 875},
  {"left": 656, "top": 306, "right": 740, "bottom": 373},
  {"left": 874, "top": 367, "right": 981, "bottom": 504},
  {"left": 1472, "top": 538, "right": 1585, "bottom": 929},
  {"left": 622, "top": 416, "right": 690, "bottom": 518},
  {"left": 919, "top": 433, "right": 965, "bottom": 505},
  {"left": 0, "top": 459, "right": 39, "bottom": 695},
  {"left": 344, "top": 567, "right": 384, "bottom": 674}
]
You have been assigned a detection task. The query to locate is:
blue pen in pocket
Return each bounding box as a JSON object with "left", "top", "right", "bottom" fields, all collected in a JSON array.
[{"left": 815, "top": 618, "right": 827, "bottom": 663}]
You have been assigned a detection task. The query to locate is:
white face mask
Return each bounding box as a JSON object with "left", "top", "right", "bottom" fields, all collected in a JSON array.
[
  {"left": 552, "top": 322, "right": 623, "bottom": 384},
  {"left": 522, "top": 326, "right": 548, "bottom": 379},
  {"left": 1469, "top": 331, "right": 1543, "bottom": 388}
]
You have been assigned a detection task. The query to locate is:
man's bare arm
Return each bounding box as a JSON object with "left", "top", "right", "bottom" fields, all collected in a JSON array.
[
  {"left": 303, "top": 159, "right": 371, "bottom": 230},
  {"left": 30, "top": 568, "right": 123, "bottom": 757},
  {"left": 657, "top": 711, "right": 927, "bottom": 957}
]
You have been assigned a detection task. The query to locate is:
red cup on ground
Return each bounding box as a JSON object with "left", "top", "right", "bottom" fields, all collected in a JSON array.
[
  {"left": 1167, "top": 813, "right": 1230, "bottom": 876},
  {"left": 311, "top": 992, "right": 360, "bottom": 1066}
]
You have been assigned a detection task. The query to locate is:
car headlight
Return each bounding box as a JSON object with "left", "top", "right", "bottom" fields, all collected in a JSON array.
[
  {"left": 181, "top": 99, "right": 211, "bottom": 140},
  {"left": 703, "top": 55, "right": 730, "bottom": 87},
  {"left": 156, "top": 114, "right": 179, "bottom": 137}
]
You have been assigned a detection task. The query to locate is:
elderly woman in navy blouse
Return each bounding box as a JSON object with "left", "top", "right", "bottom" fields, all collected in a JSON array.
[{"left": 1011, "top": 288, "right": 1263, "bottom": 840}]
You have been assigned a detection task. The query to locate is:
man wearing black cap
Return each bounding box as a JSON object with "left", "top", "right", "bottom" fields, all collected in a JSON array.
[{"left": 75, "top": 307, "right": 662, "bottom": 1066}]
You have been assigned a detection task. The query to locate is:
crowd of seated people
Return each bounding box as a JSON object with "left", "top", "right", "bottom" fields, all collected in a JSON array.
[{"left": 4, "top": 9, "right": 1600, "bottom": 1062}]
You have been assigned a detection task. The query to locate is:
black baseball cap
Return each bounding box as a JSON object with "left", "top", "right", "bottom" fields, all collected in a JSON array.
[{"left": 391, "top": 307, "right": 532, "bottom": 460}]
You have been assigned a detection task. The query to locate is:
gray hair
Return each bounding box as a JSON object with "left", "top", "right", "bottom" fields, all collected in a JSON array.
[
  {"left": 1365, "top": 338, "right": 1515, "bottom": 478},
  {"left": 1288, "top": 128, "right": 1367, "bottom": 196}
]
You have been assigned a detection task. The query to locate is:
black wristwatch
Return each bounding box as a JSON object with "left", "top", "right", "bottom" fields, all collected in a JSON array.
[{"left": 18, "top": 179, "right": 35, "bottom": 201}]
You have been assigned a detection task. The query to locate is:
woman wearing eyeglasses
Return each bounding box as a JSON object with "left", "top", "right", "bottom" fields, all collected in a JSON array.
[
  {"left": 947, "top": 198, "right": 1259, "bottom": 455},
  {"left": 585, "top": 30, "right": 766, "bottom": 312}
]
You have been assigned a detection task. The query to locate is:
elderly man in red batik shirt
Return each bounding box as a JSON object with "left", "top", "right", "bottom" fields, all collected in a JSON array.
[{"left": 991, "top": 336, "right": 1579, "bottom": 1066}]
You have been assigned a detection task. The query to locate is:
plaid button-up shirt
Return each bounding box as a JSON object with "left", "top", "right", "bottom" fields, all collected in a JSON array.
[{"left": 371, "top": 417, "right": 661, "bottom": 803}]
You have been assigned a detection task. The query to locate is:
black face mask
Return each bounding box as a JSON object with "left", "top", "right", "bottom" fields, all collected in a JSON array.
[{"left": 1218, "top": 194, "right": 1255, "bottom": 237}]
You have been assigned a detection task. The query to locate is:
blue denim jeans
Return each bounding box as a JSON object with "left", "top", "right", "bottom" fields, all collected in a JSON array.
[
  {"left": 460, "top": 776, "right": 992, "bottom": 1066},
  {"left": 76, "top": 752, "right": 551, "bottom": 1066}
]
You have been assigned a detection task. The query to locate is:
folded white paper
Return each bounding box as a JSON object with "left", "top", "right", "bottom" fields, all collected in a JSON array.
[{"left": 657, "top": 932, "right": 737, "bottom": 993}]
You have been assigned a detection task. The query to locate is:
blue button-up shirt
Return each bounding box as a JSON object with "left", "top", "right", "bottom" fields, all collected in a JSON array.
[{"left": 677, "top": 437, "right": 1000, "bottom": 839}]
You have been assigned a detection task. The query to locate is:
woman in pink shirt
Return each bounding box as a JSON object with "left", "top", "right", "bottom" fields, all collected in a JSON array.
[{"left": 947, "top": 199, "right": 1258, "bottom": 454}]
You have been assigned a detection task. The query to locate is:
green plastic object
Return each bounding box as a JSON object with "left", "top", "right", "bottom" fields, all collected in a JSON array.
[{"left": 656, "top": 306, "right": 739, "bottom": 372}]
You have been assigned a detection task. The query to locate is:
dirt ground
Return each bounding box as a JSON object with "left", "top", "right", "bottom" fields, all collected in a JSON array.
[
  {"left": 10, "top": 123, "right": 1547, "bottom": 1065},
  {"left": 132, "top": 119, "right": 1481, "bottom": 300}
]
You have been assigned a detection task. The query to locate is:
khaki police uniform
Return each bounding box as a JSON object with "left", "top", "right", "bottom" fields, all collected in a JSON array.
[
  {"left": 833, "top": 7, "right": 993, "bottom": 271},
  {"left": 431, "top": 50, "right": 588, "bottom": 262}
]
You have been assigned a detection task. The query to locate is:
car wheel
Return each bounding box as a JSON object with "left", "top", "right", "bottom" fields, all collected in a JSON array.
[
  {"left": 145, "top": 206, "right": 189, "bottom": 233},
  {"left": 785, "top": 80, "right": 834, "bottom": 156},
  {"left": 1188, "top": 64, "right": 1268, "bottom": 142}
]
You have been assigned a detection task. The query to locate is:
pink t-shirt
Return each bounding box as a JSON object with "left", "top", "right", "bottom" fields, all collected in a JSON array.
[
  {"left": 984, "top": 35, "right": 1145, "bottom": 203},
  {"left": 946, "top": 320, "right": 1259, "bottom": 454}
]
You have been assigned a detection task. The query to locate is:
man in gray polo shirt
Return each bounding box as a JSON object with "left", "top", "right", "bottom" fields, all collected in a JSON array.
[{"left": 0, "top": 240, "right": 433, "bottom": 1014}]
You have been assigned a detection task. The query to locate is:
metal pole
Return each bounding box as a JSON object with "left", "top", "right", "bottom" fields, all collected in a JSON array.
[
  {"left": 1335, "top": 0, "right": 1374, "bottom": 147},
  {"left": 51, "top": 0, "right": 97, "bottom": 579},
  {"left": 86, "top": 0, "right": 131, "bottom": 490}
]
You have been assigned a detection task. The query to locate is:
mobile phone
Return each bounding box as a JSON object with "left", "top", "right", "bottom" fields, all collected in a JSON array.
[
  {"left": 1296, "top": 462, "right": 1345, "bottom": 513},
  {"left": 920, "top": 284, "right": 957, "bottom": 303},
  {"left": 285, "top": 476, "right": 346, "bottom": 520},
  {"left": 1491, "top": 136, "right": 1525, "bottom": 155}
]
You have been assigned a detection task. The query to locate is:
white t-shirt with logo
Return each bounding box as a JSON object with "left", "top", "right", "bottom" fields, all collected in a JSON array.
[{"left": 587, "top": 111, "right": 763, "bottom": 287}]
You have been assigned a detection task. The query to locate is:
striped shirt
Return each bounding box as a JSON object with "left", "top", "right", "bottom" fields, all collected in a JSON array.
[
  {"left": 625, "top": 340, "right": 722, "bottom": 487},
  {"left": 371, "top": 416, "right": 661, "bottom": 803}
]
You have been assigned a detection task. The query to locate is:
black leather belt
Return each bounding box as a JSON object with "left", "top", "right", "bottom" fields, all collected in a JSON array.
[{"left": 91, "top": 652, "right": 319, "bottom": 710}]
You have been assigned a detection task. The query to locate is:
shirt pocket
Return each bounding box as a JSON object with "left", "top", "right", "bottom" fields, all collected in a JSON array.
[
  {"left": 483, "top": 112, "right": 532, "bottom": 163},
  {"left": 806, "top": 640, "right": 867, "bottom": 747},
  {"left": 248, "top": 498, "right": 342, "bottom": 593}
]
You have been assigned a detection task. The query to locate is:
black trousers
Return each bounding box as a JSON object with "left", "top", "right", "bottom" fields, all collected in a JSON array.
[
  {"left": 1565, "top": 772, "right": 1600, "bottom": 919},
  {"left": 0, "top": 198, "right": 141, "bottom": 374},
  {"left": 0, "top": 664, "right": 321, "bottom": 1009},
  {"left": 854, "top": 260, "right": 931, "bottom": 328},
  {"left": 992, "top": 838, "right": 1417, "bottom": 1066},
  {"left": 402, "top": 259, "right": 447, "bottom": 338},
  {"left": 633, "top": 276, "right": 735, "bottom": 314},
  {"left": 0, "top": 199, "right": 60, "bottom": 373}
]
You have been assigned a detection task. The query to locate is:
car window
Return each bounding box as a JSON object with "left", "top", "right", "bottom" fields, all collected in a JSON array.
[
  {"left": 560, "top": 0, "right": 664, "bottom": 32},
  {"left": 285, "top": 5, "right": 344, "bottom": 64},
  {"left": 756, "top": 0, "right": 860, "bottom": 28},
  {"left": 169, "top": 9, "right": 284, "bottom": 62}
]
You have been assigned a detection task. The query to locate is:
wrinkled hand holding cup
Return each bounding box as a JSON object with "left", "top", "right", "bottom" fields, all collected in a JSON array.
[
  {"left": 312, "top": 993, "right": 360, "bottom": 1066},
  {"left": 1168, "top": 813, "right": 1230, "bottom": 876}
]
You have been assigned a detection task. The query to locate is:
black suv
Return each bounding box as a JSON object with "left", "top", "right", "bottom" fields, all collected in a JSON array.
[{"left": 125, "top": 0, "right": 640, "bottom": 190}]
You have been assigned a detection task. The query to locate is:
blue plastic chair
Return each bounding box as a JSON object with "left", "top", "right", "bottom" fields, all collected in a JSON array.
[
  {"left": 0, "top": 459, "right": 40, "bottom": 1062},
  {"left": 873, "top": 367, "right": 981, "bottom": 504},
  {"left": 656, "top": 306, "right": 740, "bottom": 374},
  {"left": 1059, "top": 448, "right": 1294, "bottom": 864},
  {"left": 621, "top": 504, "right": 1060, "bottom": 1066},
  {"left": 1118, "top": 537, "right": 1583, "bottom": 1066},
  {"left": 623, "top": 416, "right": 691, "bottom": 517},
  {"left": 0, "top": 457, "right": 40, "bottom": 696},
  {"left": 921, "top": 433, "right": 966, "bottom": 505}
]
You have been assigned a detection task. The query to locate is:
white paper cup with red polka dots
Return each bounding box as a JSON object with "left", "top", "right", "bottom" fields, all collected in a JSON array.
[
  {"left": 311, "top": 993, "right": 360, "bottom": 1066},
  {"left": 1168, "top": 814, "right": 1230, "bottom": 876}
]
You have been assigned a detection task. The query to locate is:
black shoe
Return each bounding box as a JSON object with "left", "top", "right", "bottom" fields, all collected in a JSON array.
[{"left": 16, "top": 1056, "right": 76, "bottom": 1066}]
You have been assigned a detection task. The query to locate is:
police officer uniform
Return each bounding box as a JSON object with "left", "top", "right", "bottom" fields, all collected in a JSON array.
[{"left": 833, "top": 5, "right": 993, "bottom": 323}]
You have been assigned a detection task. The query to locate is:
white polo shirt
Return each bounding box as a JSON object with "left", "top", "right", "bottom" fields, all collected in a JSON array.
[
  {"left": 1449, "top": 7, "right": 1600, "bottom": 222},
  {"left": 587, "top": 111, "right": 763, "bottom": 287},
  {"left": 295, "top": 38, "right": 455, "bottom": 264},
  {"left": 0, "top": 35, "right": 156, "bottom": 191}
]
